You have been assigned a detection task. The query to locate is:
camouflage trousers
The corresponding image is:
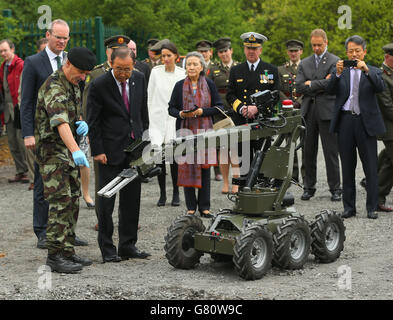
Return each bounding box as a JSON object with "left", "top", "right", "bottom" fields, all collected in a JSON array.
[{"left": 40, "top": 163, "right": 81, "bottom": 256}]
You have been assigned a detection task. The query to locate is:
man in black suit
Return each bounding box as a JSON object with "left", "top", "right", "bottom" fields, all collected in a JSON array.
[
  {"left": 87, "top": 48, "right": 150, "bottom": 262},
  {"left": 296, "top": 29, "right": 341, "bottom": 202},
  {"left": 127, "top": 39, "right": 151, "bottom": 84},
  {"left": 327, "top": 35, "right": 386, "bottom": 219},
  {"left": 20, "top": 19, "right": 88, "bottom": 249}
]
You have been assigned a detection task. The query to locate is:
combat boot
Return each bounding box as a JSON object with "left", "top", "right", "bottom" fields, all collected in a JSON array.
[{"left": 46, "top": 253, "right": 83, "bottom": 273}]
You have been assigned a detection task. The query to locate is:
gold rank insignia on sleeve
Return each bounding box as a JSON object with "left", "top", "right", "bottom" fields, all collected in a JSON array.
[{"left": 237, "top": 79, "right": 244, "bottom": 82}]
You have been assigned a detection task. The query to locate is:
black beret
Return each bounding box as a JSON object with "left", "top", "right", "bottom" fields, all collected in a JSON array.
[
  {"left": 285, "top": 39, "right": 304, "bottom": 50},
  {"left": 104, "top": 35, "right": 130, "bottom": 48},
  {"left": 67, "top": 47, "right": 96, "bottom": 71}
]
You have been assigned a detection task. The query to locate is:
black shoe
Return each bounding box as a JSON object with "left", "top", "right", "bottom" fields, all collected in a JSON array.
[
  {"left": 46, "top": 253, "right": 83, "bottom": 273},
  {"left": 330, "top": 190, "right": 342, "bottom": 202},
  {"left": 360, "top": 178, "right": 366, "bottom": 189},
  {"left": 67, "top": 254, "right": 92, "bottom": 266},
  {"left": 103, "top": 255, "right": 122, "bottom": 263},
  {"left": 141, "top": 177, "right": 151, "bottom": 183},
  {"left": 171, "top": 191, "right": 180, "bottom": 206},
  {"left": 74, "top": 236, "right": 88, "bottom": 246},
  {"left": 367, "top": 211, "right": 378, "bottom": 219},
  {"left": 200, "top": 210, "right": 213, "bottom": 219},
  {"left": 342, "top": 210, "right": 356, "bottom": 219},
  {"left": 157, "top": 195, "right": 166, "bottom": 207},
  {"left": 301, "top": 189, "right": 316, "bottom": 201},
  {"left": 37, "top": 236, "right": 47, "bottom": 249},
  {"left": 120, "top": 247, "right": 151, "bottom": 260}
]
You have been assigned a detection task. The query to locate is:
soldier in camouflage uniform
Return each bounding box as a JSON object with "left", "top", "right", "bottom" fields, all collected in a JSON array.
[
  {"left": 278, "top": 39, "right": 305, "bottom": 183},
  {"left": 35, "top": 47, "right": 96, "bottom": 273},
  {"left": 209, "top": 37, "right": 240, "bottom": 192}
]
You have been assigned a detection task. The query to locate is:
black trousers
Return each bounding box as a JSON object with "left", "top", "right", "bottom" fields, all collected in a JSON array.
[
  {"left": 337, "top": 113, "right": 378, "bottom": 213},
  {"left": 184, "top": 168, "right": 210, "bottom": 212},
  {"left": 97, "top": 160, "right": 141, "bottom": 258}
]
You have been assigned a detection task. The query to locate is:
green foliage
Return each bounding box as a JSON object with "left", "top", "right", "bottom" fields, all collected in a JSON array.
[
  {"left": 1, "top": 0, "right": 392, "bottom": 66},
  {"left": 0, "top": 15, "right": 25, "bottom": 44}
]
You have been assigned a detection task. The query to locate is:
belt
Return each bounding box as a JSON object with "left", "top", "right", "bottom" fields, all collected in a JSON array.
[
  {"left": 341, "top": 110, "right": 360, "bottom": 116},
  {"left": 218, "top": 89, "right": 227, "bottom": 94}
]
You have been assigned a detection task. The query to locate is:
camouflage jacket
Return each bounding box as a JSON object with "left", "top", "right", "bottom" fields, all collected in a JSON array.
[{"left": 34, "top": 68, "right": 82, "bottom": 166}]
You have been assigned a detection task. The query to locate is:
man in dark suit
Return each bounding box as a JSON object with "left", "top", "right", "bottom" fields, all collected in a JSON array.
[
  {"left": 327, "top": 35, "right": 386, "bottom": 219},
  {"left": 127, "top": 39, "right": 151, "bottom": 84},
  {"left": 87, "top": 48, "right": 150, "bottom": 263},
  {"left": 296, "top": 29, "right": 341, "bottom": 202}
]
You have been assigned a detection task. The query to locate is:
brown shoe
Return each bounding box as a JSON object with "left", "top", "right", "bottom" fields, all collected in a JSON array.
[
  {"left": 28, "top": 183, "right": 34, "bottom": 191},
  {"left": 8, "top": 173, "right": 29, "bottom": 183},
  {"left": 94, "top": 223, "right": 98, "bottom": 231},
  {"left": 377, "top": 204, "right": 393, "bottom": 212}
]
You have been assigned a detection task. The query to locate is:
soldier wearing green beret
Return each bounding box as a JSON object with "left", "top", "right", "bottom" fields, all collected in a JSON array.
[
  {"left": 375, "top": 43, "right": 393, "bottom": 212},
  {"left": 35, "top": 47, "right": 96, "bottom": 273}
]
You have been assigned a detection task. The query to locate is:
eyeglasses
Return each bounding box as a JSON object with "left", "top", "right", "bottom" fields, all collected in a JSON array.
[
  {"left": 113, "top": 67, "right": 132, "bottom": 74},
  {"left": 51, "top": 34, "right": 70, "bottom": 41},
  {"left": 347, "top": 49, "right": 364, "bottom": 54}
]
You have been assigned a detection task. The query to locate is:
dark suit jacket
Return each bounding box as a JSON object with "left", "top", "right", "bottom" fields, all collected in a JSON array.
[
  {"left": 296, "top": 51, "right": 339, "bottom": 120},
  {"left": 87, "top": 70, "right": 149, "bottom": 166},
  {"left": 327, "top": 65, "right": 386, "bottom": 136},
  {"left": 20, "top": 50, "right": 66, "bottom": 138},
  {"left": 226, "top": 60, "right": 280, "bottom": 124},
  {"left": 135, "top": 60, "right": 151, "bottom": 84}
]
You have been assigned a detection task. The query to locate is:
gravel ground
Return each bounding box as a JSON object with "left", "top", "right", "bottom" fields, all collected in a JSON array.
[{"left": 0, "top": 138, "right": 392, "bottom": 301}]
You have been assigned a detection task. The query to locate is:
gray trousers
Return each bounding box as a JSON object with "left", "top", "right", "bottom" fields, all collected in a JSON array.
[{"left": 5, "top": 120, "right": 27, "bottom": 175}]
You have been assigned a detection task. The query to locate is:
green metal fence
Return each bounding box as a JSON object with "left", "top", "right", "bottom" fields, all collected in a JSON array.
[{"left": 2, "top": 10, "right": 150, "bottom": 64}]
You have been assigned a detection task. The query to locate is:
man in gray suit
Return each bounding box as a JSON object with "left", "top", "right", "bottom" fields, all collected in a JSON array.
[{"left": 296, "top": 29, "right": 341, "bottom": 202}]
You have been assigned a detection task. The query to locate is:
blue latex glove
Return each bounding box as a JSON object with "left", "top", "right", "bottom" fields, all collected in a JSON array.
[
  {"left": 76, "top": 120, "right": 88, "bottom": 136},
  {"left": 72, "top": 150, "right": 89, "bottom": 167}
]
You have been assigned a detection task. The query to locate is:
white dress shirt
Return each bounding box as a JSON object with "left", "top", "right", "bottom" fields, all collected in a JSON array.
[{"left": 45, "top": 46, "right": 64, "bottom": 72}]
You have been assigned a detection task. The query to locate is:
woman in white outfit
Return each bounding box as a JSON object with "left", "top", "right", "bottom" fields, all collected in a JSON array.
[{"left": 148, "top": 41, "right": 186, "bottom": 206}]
